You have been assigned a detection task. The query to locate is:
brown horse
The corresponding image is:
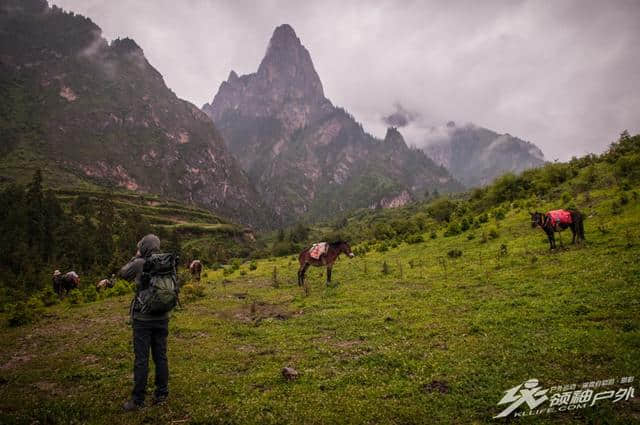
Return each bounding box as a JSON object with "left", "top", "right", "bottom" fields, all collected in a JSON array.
[
  {"left": 298, "top": 241, "right": 355, "bottom": 287},
  {"left": 189, "top": 260, "right": 203, "bottom": 282}
]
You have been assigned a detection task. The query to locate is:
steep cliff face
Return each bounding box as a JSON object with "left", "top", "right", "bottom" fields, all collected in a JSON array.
[
  {"left": 423, "top": 122, "right": 545, "bottom": 187},
  {"left": 0, "top": 0, "right": 272, "bottom": 227},
  {"left": 203, "top": 25, "right": 461, "bottom": 222}
]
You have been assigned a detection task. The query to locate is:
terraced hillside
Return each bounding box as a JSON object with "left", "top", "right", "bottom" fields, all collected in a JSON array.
[{"left": 54, "top": 188, "right": 257, "bottom": 261}]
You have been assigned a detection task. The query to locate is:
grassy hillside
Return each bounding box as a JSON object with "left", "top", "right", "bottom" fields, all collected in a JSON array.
[{"left": 1, "top": 182, "right": 638, "bottom": 424}]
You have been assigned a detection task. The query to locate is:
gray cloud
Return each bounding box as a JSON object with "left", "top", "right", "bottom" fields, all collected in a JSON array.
[
  {"left": 382, "top": 103, "right": 420, "bottom": 128},
  {"left": 52, "top": 0, "right": 640, "bottom": 160}
]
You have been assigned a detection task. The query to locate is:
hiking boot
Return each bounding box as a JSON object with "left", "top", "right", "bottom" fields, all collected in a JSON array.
[
  {"left": 123, "top": 399, "right": 143, "bottom": 411},
  {"left": 152, "top": 395, "right": 168, "bottom": 405}
]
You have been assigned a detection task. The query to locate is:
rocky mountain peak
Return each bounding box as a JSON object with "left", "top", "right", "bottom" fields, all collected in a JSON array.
[
  {"left": 256, "top": 24, "right": 325, "bottom": 101},
  {"left": 111, "top": 37, "right": 142, "bottom": 53},
  {"left": 384, "top": 127, "right": 407, "bottom": 147},
  {"left": 268, "top": 24, "right": 300, "bottom": 48},
  {"left": 203, "top": 24, "right": 329, "bottom": 130}
]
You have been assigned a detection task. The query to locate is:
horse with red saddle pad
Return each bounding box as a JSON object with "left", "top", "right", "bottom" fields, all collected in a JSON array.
[
  {"left": 530, "top": 209, "right": 585, "bottom": 249},
  {"left": 298, "top": 241, "right": 354, "bottom": 287}
]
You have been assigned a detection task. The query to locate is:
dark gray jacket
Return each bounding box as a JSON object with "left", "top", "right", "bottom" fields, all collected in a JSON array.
[{"left": 118, "top": 234, "right": 169, "bottom": 321}]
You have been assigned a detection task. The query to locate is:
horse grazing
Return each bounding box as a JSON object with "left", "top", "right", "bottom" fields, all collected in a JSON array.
[
  {"left": 530, "top": 209, "right": 585, "bottom": 250},
  {"left": 298, "top": 241, "right": 355, "bottom": 287},
  {"left": 189, "top": 260, "right": 203, "bottom": 282},
  {"left": 96, "top": 274, "right": 115, "bottom": 291},
  {"left": 53, "top": 270, "right": 80, "bottom": 296}
]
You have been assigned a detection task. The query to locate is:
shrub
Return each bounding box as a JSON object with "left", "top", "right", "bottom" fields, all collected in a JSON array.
[
  {"left": 240, "top": 270, "right": 247, "bottom": 276},
  {"left": 7, "top": 300, "right": 41, "bottom": 327},
  {"left": 561, "top": 191, "right": 572, "bottom": 204},
  {"left": 248, "top": 261, "right": 258, "bottom": 271},
  {"left": 373, "top": 222, "right": 396, "bottom": 240},
  {"left": 447, "top": 249, "right": 462, "bottom": 258},
  {"left": 620, "top": 192, "right": 629, "bottom": 205},
  {"left": 104, "top": 280, "right": 132, "bottom": 297},
  {"left": 499, "top": 244, "right": 508, "bottom": 256},
  {"left": 222, "top": 267, "right": 234, "bottom": 276},
  {"left": 40, "top": 286, "right": 59, "bottom": 307},
  {"left": 611, "top": 200, "right": 622, "bottom": 215},
  {"left": 376, "top": 243, "right": 389, "bottom": 252},
  {"left": 477, "top": 213, "right": 489, "bottom": 224},
  {"left": 488, "top": 227, "right": 499, "bottom": 240},
  {"left": 67, "top": 289, "right": 83, "bottom": 305},
  {"left": 467, "top": 233, "right": 475, "bottom": 240},
  {"left": 428, "top": 199, "right": 457, "bottom": 222},
  {"left": 181, "top": 283, "right": 205, "bottom": 302},
  {"left": 406, "top": 234, "right": 424, "bottom": 244},
  {"left": 381, "top": 261, "right": 390, "bottom": 275},
  {"left": 444, "top": 222, "right": 461, "bottom": 237},
  {"left": 493, "top": 208, "right": 506, "bottom": 221},
  {"left": 83, "top": 287, "right": 97, "bottom": 303},
  {"left": 430, "top": 230, "right": 437, "bottom": 239},
  {"left": 230, "top": 259, "right": 243, "bottom": 270}
]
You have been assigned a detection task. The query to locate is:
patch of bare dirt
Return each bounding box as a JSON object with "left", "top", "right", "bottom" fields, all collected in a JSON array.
[
  {"left": 334, "top": 339, "right": 362, "bottom": 349},
  {"left": 218, "top": 301, "right": 302, "bottom": 324},
  {"left": 422, "top": 380, "right": 450, "bottom": 394},
  {"left": 1, "top": 354, "right": 33, "bottom": 370},
  {"left": 173, "top": 330, "right": 209, "bottom": 340},
  {"left": 33, "top": 381, "right": 61, "bottom": 395},
  {"left": 81, "top": 354, "right": 100, "bottom": 364}
]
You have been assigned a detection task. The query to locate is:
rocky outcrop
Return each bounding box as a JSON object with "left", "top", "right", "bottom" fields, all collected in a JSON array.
[
  {"left": 0, "top": 0, "right": 272, "bottom": 227},
  {"left": 203, "top": 25, "right": 461, "bottom": 222}
]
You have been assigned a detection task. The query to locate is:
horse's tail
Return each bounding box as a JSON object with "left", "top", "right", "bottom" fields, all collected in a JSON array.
[{"left": 572, "top": 210, "right": 585, "bottom": 240}]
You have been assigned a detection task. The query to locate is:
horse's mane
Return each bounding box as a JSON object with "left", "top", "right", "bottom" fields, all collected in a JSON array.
[{"left": 329, "top": 240, "right": 347, "bottom": 247}]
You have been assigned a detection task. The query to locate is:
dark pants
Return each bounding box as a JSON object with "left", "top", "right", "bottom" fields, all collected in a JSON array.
[{"left": 132, "top": 319, "right": 169, "bottom": 404}]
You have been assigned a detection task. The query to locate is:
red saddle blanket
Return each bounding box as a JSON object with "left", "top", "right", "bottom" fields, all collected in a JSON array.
[
  {"left": 309, "top": 242, "right": 328, "bottom": 259},
  {"left": 547, "top": 210, "right": 572, "bottom": 226}
]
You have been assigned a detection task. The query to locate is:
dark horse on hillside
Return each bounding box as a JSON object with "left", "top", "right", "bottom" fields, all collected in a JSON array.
[
  {"left": 530, "top": 209, "right": 585, "bottom": 250},
  {"left": 298, "top": 241, "right": 355, "bottom": 287}
]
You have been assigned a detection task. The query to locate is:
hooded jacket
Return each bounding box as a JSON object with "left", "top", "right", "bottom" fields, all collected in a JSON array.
[{"left": 118, "top": 234, "right": 168, "bottom": 321}]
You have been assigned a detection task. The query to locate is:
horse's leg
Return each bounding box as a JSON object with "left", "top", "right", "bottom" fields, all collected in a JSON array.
[
  {"left": 548, "top": 230, "right": 555, "bottom": 250},
  {"left": 298, "top": 263, "right": 309, "bottom": 287},
  {"left": 570, "top": 225, "right": 576, "bottom": 244},
  {"left": 326, "top": 266, "right": 332, "bottom": 286}
]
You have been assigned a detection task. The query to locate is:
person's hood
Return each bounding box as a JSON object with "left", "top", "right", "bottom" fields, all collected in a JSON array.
[{"left": 137, "top": 234, "right": 161, "bottom": 257}]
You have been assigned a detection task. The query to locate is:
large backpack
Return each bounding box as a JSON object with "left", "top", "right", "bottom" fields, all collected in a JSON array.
[{"left": 135, "top": 253, "right": 180, "bottom": 315}]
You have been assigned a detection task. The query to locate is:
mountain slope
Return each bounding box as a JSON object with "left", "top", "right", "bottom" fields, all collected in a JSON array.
[
  {"left": 0, "top": 0, "right": 273, "bottom": 227},
  {"left": 423, "top": 121, "right": 545, "bottom": 187},
  {"left": 203, "top": 24, "right": 461, "bottom": 222}
]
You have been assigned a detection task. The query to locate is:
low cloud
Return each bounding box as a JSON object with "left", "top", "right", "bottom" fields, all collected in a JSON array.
[{"left": 382, "top": 103, "right": 419, "bottom": 128}]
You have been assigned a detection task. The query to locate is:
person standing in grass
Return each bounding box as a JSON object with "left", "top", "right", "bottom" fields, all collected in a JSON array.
[{"left": 118, "top": 234, "right": 176, "bottom": 411}]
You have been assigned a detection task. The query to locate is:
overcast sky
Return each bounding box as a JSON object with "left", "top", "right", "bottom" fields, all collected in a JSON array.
[{"left": 53, "top": 0, "right": 640, "bottom": 160}]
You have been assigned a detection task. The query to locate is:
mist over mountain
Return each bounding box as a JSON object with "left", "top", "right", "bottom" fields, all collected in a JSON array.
[
  {"left": 0, "top": 0, "right": 272, "bottom": 227},
  {"left": 203, "top": 24, "right": 460, "bottom": 222},
  {"left": 421, "top": 122, "right": 545, "bottom": 187}
]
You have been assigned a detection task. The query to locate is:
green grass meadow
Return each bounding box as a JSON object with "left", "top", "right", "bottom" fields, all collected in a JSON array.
[{"left": 1, "top": 190, "right": 639, "bottom": 424}]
